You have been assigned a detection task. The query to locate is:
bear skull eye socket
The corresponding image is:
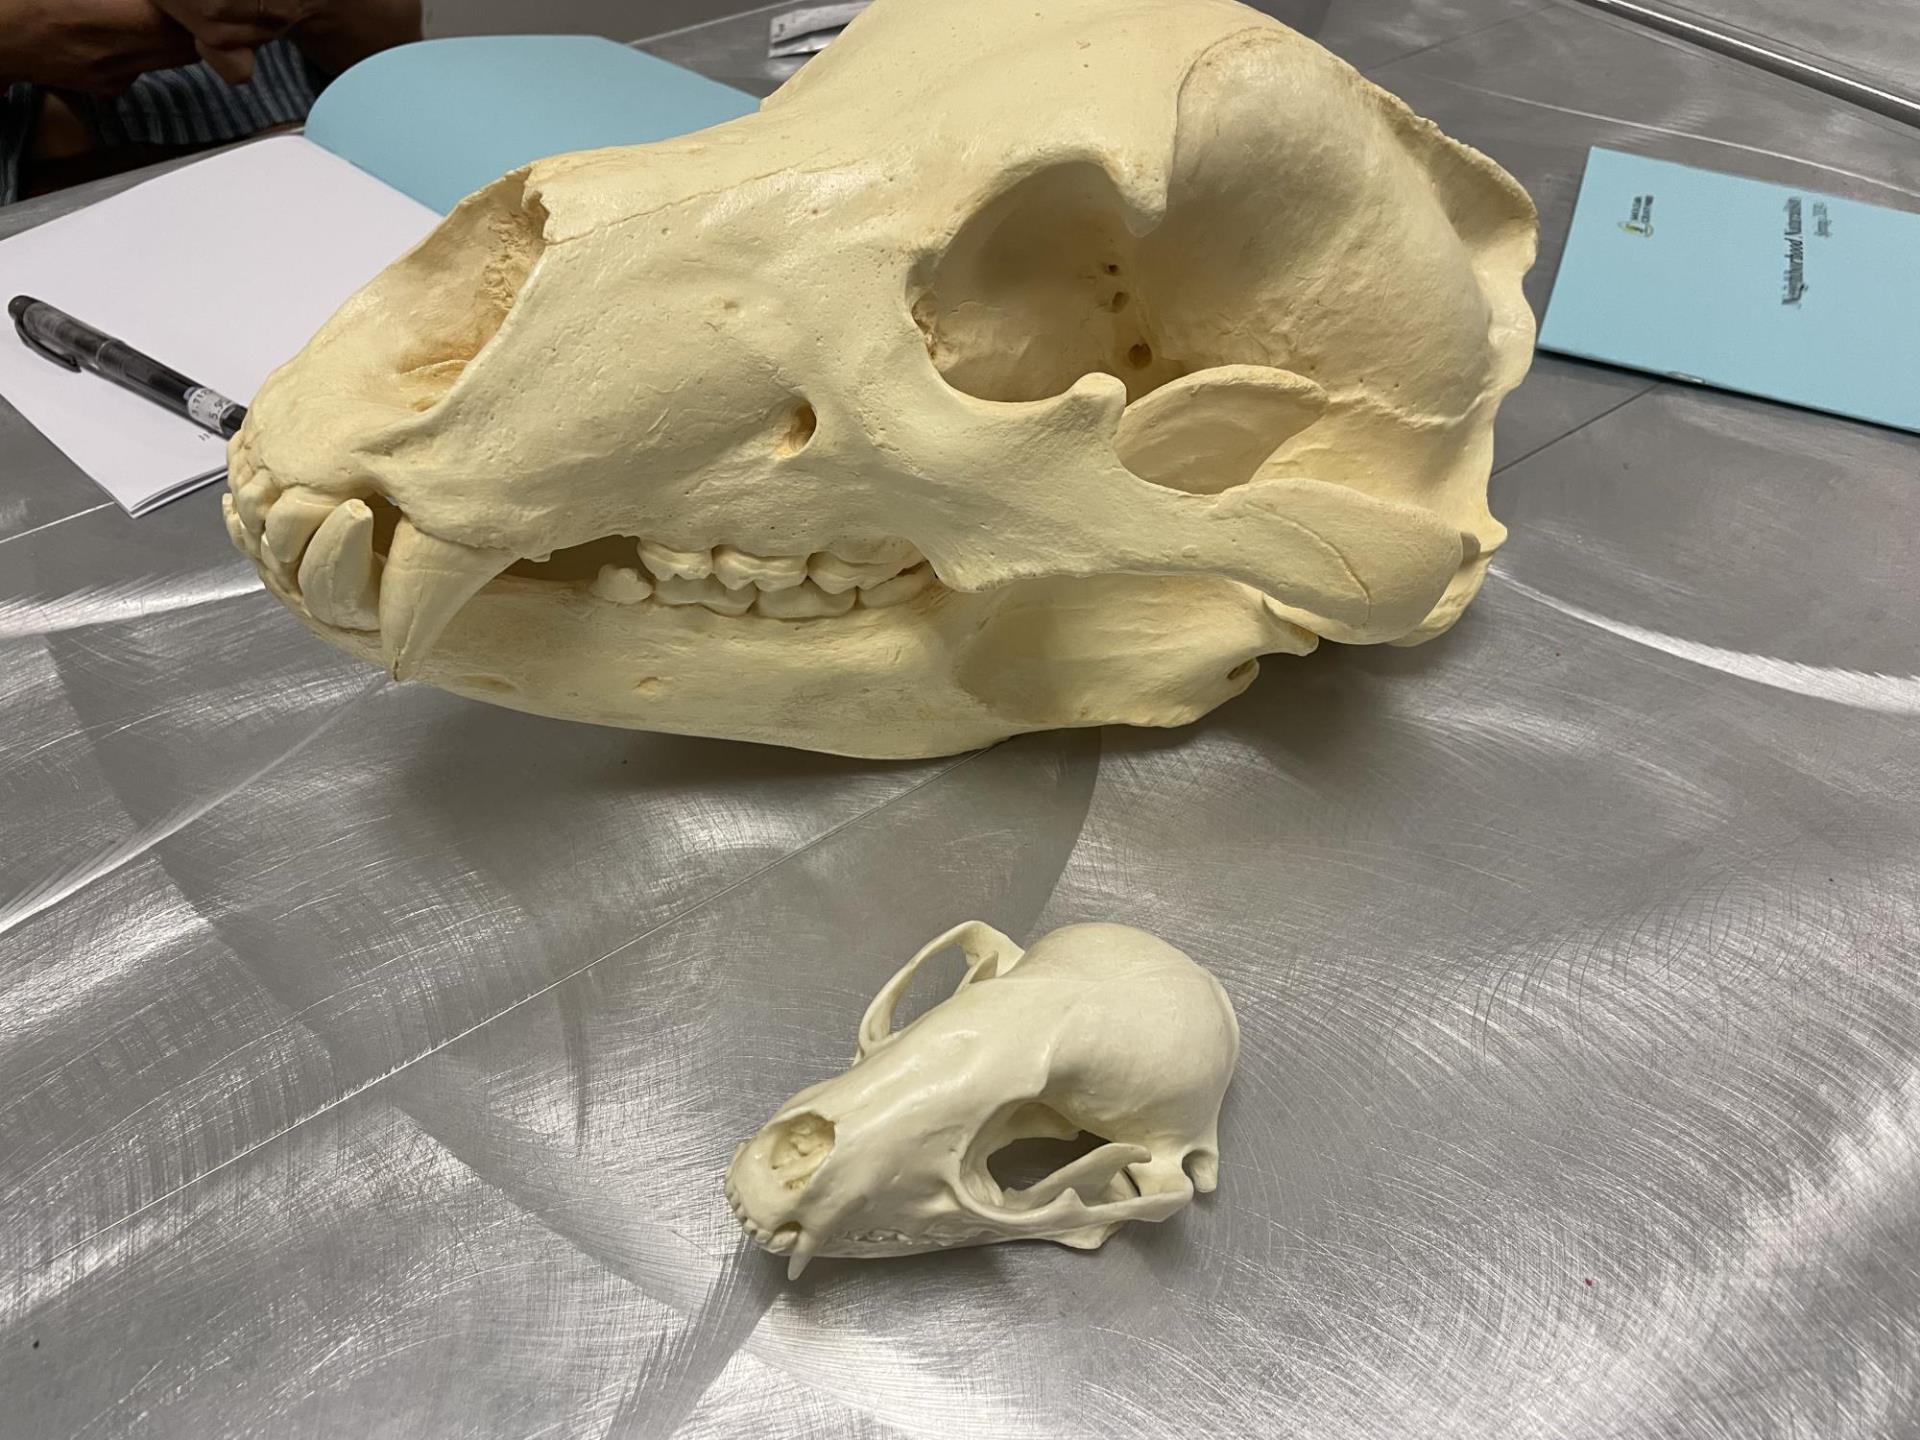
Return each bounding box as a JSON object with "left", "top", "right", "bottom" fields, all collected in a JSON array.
[{"left": 911, "top": 161, "right": 1179, "bottom": 406}]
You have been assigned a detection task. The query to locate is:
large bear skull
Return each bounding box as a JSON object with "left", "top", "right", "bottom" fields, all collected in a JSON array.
[{"left": 224, "top": 0, "right": 1537, "bottom": 758}]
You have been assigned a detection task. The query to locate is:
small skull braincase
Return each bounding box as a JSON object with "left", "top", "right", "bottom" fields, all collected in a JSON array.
[{"left": 727, "top": 923, "right": 1241, "bottom": 1275}]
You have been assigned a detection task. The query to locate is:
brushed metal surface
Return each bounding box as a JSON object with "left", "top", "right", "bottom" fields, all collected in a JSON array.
[
  {"left": 4, "top": 2, "right": 1918, "bottom": 1436},
  {"left": 641, "top": 0, "right": 1549, "bottom": 94},
  {"left": 1646, "top": 0, "right": 1920, "bottom": 99},
  {"left": 1560, "top": 0, "right": 1920, "bottom": 130},
  {"left": 422, "top": 0, "right": 773, "bottom": 44}
]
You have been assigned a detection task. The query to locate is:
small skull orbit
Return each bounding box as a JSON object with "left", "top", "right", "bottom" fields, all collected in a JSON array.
[
  {"left": 726, "top": 922, "right": 1240, "bottom": 1276},
  {"left": 224, "top": 0, "right": 1536, "bottom": 757}
]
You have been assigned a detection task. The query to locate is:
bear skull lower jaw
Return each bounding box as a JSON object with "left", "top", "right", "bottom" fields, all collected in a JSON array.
[{"left": 224, "top": 0, "right": 1535, "bottom": 758}]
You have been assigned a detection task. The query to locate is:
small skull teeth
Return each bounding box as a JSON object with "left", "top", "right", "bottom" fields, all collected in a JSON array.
[
  {"left": 724, "top": 1181, "right": 802, "bottom": 1253},
  {"left": 226, "top": 467, "right": 944, "bottom": 679},
  {"left": 841, "top": 1228, "right": 917, "bottom": 1246}
]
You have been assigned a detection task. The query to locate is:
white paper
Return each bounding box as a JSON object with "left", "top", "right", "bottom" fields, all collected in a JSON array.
[{"left": 0, "top": 136, "right": 438, "bottom": 514}]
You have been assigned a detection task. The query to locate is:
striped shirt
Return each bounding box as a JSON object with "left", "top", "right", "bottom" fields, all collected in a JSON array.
[{"left": 2, "top": 40, "right": 326, "bottom": 205}]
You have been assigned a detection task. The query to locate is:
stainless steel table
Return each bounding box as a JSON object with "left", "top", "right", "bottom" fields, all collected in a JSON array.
[
  {"left": 4, "top": 3, "right": 1918, "bottom": 1435},
  {"left": 1625, "top": 0, "right": 1920, "bottom": 106}
]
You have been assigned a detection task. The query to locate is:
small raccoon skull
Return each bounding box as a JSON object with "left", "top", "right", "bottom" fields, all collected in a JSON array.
[
  {"left": 726, "top": 922, "right": 1239, "bottom": 1277},
  {"left": 224, "top": 0, "right": 1537, "bottom": 758}
]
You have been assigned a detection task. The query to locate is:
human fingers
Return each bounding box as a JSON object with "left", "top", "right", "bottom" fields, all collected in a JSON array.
[
  {"left": 194, "top": 34, "right": 257, "bottom": 83},
  {"left": 151, "top": 0, "right": 292, "bottom": 55}
]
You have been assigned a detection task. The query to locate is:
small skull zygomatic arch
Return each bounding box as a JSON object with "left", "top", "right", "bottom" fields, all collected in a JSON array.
[{"left": 726, "top": 922, "right": 1239, "bottom": 1277}]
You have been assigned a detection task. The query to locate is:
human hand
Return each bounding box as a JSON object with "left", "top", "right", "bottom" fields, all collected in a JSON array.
[
  {"left": 147, "top": 0, "right": 319, "bottom": 85},
  {"left": 0, "top": 0, "right": 199, "bottom": 94}
]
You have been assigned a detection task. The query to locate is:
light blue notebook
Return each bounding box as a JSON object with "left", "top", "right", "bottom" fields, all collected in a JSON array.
[
  {"left": 307, "top": 35, "right": 759, "bottom": 213},
  {"left": 1538, "top": 147, "right": 1920, "bottom": 435}
]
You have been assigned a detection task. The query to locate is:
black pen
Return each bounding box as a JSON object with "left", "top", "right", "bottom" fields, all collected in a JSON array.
[{"left": 8, "top": 295, "right": 246, "bottom": 439}]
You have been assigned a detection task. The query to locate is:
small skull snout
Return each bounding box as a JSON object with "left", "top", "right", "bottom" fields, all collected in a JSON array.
[
  {"left": 726, "top": 1113, "right": 834, "bottom": 1225},
  {"left": 767, "top": 1111, "right": 836, "bottom": 1189},
  {"left": 726, "top": 1111, "right": 840, "bottom": 1278}
]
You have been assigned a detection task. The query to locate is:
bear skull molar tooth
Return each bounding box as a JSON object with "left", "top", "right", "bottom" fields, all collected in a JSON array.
[
  {"left": 227, "top": 0, "right": 1536, "bottom": 758},
  {"left": 758, "top": 580, "right": 857, "bottom": 620},
  {"left": 638, "top": 540, "right": 714, "bottom": 582},
  {"left": 653, "top": 573, "right": 756, "bottom": 615},
  {"left": 712, "top": 546, "right": 809, "bottom": 591},
  {"left": 808, "top": 550, "right": 918, "bottom": 595}
]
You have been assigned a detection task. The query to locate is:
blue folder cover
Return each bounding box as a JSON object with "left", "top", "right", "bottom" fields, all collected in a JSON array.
[
  {"left": 1538, "top": 147, "right": 1920, "bottom": 435},
  {"left": 306, "top": 35, "right": 759, "bottom": 214}
]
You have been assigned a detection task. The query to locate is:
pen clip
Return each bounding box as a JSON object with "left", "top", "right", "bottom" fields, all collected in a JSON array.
[{"left": 11, "top": 301, "right": 80, "bottom": 372}]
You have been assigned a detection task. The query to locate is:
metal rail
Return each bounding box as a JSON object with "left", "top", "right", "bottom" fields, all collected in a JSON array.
[{"left": 1564, "top": 0, "right": 1920, "bottom": 130}]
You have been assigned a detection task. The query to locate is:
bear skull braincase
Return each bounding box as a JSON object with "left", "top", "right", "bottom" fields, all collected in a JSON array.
[{"left": 224, "top": 0, "right": 1537, "bottom": 759}]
